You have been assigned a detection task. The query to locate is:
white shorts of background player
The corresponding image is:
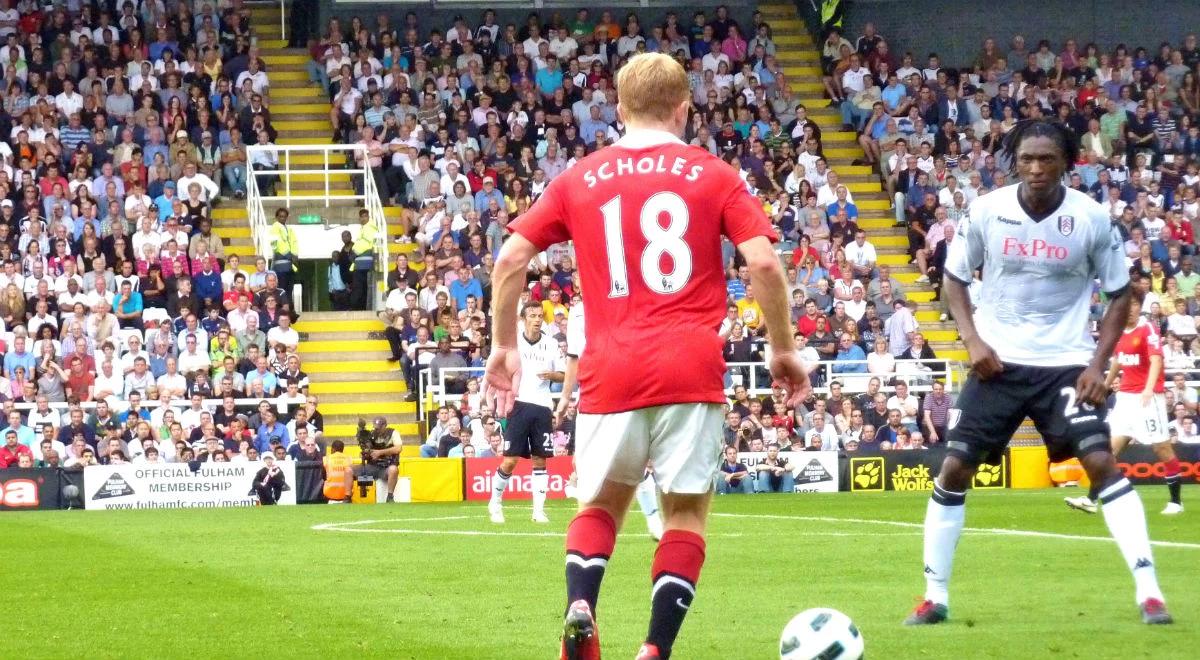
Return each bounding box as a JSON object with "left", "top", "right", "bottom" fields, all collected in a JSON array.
[{"left": 1107, "top": 392, "right": 1170, "bottom": 444}]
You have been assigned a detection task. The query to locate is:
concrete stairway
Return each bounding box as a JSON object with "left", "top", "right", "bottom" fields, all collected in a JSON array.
[
  {"left": 760, "top": 3, "right": 967, "bottom": 364},
  {"left": 294, "top": 312, "right": 421, "bottom": 445}
]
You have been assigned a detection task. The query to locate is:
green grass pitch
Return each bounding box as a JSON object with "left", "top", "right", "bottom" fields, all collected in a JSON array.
[{"left": 2, "top": 489, "right": 1197, "bottom": 659}]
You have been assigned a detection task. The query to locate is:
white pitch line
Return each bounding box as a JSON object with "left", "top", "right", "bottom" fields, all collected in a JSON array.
[
  {"left": 311, "top": 516, "right": 927, "bottom": 539},
  {"left": 311, "top": 516, "right": 473, "bottom": 532},
  {"left": 323, "top": 527, "right": 567, "bottom": 538},
  {"left": 710, "top": 513, "right": 1200, "bottom": 550}
]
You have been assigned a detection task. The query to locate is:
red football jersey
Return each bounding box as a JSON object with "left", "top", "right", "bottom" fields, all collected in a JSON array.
[
  {"left": 509, "top": 130, "right": 775, "bottom": 414},
  {"left": 1114, "top": 317, "right": 1164, "bottom": 394}
]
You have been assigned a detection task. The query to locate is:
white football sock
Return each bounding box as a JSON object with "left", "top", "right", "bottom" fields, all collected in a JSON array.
[
  {"left": 636, "top": 471, "right": 662, "bottom": 530},
  {"left": 531, "top": 468, "right": 548, "bottom": 515},
  {"left": 923, "top": 482, "right": 966, "bottom": 607},
  {"left": 490, "top": 469, "right": 511, "bottom": 506},
  {"left": 1098, "top": 478, "right": 1164, "bottom": 604}
]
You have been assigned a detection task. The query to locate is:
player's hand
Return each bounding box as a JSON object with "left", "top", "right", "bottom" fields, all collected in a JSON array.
[
  {"left": 553, "top": 396, "right": 570, "bottom": 428},
  {"left": 964, "top": 336, "right": 1003, "bottom": 380},
  {"left": 769, "top": 350, "right": 812, "bottom": 407},
  {"left": 1140, "top": 390, "right": 1154, "bottom": 408},
  {"left": 1075, "top": 365, "right": 1109, "bottom": 407},
  {"left": 483, "top": 346, "right": 521, "bottom": 417}
]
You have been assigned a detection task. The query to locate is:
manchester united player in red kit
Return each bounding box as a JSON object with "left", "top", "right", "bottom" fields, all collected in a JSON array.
[
  {"left": 1067, "top": 288, "right": 1185, "bottom": 515},
  {"left": 484, "top": 53, "right": 810, "bottom": 660}
]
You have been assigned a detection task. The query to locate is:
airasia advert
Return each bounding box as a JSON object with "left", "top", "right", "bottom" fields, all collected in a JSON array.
[{"left": 464, "top": 457, "right": 574, "bottom": 501}]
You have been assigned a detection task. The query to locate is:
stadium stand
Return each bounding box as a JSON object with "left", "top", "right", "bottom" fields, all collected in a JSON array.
[
  {"left": 2, "top": 0, "right": 1199, "bottom": 478},
  {"left": 289, "top": 0, "right": 960, "bottom": 459},
  {"left": 0, "top": 0, "right": 416, "bottom": 471}
]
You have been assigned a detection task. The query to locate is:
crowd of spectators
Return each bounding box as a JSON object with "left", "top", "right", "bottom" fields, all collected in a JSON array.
[
  {"left": 827, "top": 19, "right": 1200, "bottom": 444},
  {"left": 830, "top": 23, "right": 1200, "bottom": 302},
  {"left": 0, "top": 0, "right": 342, "bottom": 470},
  {"left": 304, "top": 6, "right": 960, "bottom": 462}
]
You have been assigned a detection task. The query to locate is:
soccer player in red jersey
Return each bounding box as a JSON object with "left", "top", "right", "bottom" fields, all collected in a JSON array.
[
  {"left": 484, "top": 53, "right": 810, "bottom": 660},
  {"left": 1066, "top": 287, "right": 1184, "bottom": 515}
]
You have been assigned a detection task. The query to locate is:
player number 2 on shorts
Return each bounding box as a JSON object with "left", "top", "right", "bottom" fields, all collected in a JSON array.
[
  {"left": 1059, "top": 386, "right": 1094, "bottom": 417},
  {"left": 601, "top": 192, "right": 693, "bottom": 297}
]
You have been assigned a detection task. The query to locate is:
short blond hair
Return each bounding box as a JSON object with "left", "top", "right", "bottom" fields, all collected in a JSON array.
[{"left": 615, "top": 53, "right": 690, "bottom": 123}]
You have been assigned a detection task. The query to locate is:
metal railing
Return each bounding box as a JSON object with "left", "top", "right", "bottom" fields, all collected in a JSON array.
[
  {"left": 277, "top": 0, "right": 287, "bottom": 43},
  {"left": 246, "top": 143, "right": 389, "bottom": 308},
  {"left": 11, "top": 396, "right": 306, "bottom": 421},
  {"left": 728, "top": 359, "right": 957, "bottom": 397},
  {"left": 416, "top": 358, "right": 959, "bottom": 426}
]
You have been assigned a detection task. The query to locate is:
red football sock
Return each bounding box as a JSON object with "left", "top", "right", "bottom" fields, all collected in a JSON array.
[
  {"left": 565, "top": 507, "right": 617, "bottom": 613},
  {"left": 1163, "top": 458, "right": 1182, "bottom": 505},
  {"left": 646, "top": 530, "right": 706, "bottom": 659}
]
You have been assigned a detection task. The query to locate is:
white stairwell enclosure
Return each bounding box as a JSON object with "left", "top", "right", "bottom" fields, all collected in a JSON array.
[{"left": 246, "top": 144, "right": 390, "bottom": 310}]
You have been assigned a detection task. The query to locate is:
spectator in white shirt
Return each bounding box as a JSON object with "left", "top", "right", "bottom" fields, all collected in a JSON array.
[
  {"left": 177, "top": 161, "right": 220, "bottom": 202},
  {"left": 804, "top": 412, "right": 840, "bottom": 449},
  {"left": 236, "top": 59, "right": 270, "bottom": 96},
  {"left": 93, "top": 360, "right": 124, "bottom": 403},
  {"left": 54, "top": 79, "right": 84, "bottom": 116},
  {"left": 702, "top": 42, "right": 729, "bottom": 73},
  {"left": 266, "top": 314, "right": 299, "bottom": 352},
  {"left": 1165, "top": 299, "right": 1198, "bottom": 342},
  {"left": 887, "top": 380, "right": 921, "bottom": 430},
  {"left": 937, "top": 176, "right": 964, "bottom": 207},
  {"left": 844, "top": 230, "right": 877, "bottom": 280},
  {"left": 844, "top": 287, "right": 868, "bottom": 322},
  {"left": 177, "top": 334, "right": 212, "bottom": 377},
  {"left": 816, "top": 172, "right": 854, "bottom": 207},
  {"left": 832, "top": 270, "right": 864, "bottom": 302},
  {"left": 156, "top": 357, "right": 187, "bottom": 399},
  {"left": 26, "top": 396, "right": 58, "bottom": 431},
  {"left": 226, "top": 294, "right": 256, "bottom": 334},
  {"left": 840, "top": 54, "right": 869, "bottom": 96},
  {"left": 884, "top": 299, "right": 918, "bottom": 356}
]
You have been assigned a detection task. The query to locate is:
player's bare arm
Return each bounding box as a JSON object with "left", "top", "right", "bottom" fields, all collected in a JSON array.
[
  {"left": 1082, "top": 287, "right": 1132, "bottom": 405},
  {"left": 738, "top": 235, "right": 811, "bottom": 406},
  {"left": 942, "top": 275, "right": 1003, "bottom": 380},
  {"left": 485, "top": 233, "right": 540, "bottom": 416},
  {"left": 1104, "top": 355, "right": 1121, "bottom": 391},
  {"left": 1141, "top": 353, "right": 1163, "bottom": 408},
  {"left": 538, "top": 370, "right": 565, "bottom": 383},
  {"left": 554, "top": 355, "right": 578, "bottom": 427}
]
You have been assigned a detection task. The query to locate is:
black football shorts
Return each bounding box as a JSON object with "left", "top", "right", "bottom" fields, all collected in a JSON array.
[
  {"left": 503, "top": 400, "right": 554, "bottom": 459},
  {"left": 945, "top": 363, "right": 1110, "bottom": 466}
]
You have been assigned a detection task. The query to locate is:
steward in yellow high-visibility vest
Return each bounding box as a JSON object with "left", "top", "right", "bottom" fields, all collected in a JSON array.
[
  {"left": 349, "top": 208, "right": 379, "bottom": 310},
  {"left": 821, "top": 0, "right": 844, "bottom": 35},
  {"left": 269, "top": 207, "right": 299, "bottom": 294},
  {"left": 323, "top": 440, "right": 354, "bottom": 502}
]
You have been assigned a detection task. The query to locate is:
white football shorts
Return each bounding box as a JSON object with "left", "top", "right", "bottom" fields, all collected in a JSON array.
[
  {"left": 573, "top": 403, "right": 725, "bottom": 503},
  {"left": 1108, "top": 392, "right": 1169, "bottom": 444}
]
